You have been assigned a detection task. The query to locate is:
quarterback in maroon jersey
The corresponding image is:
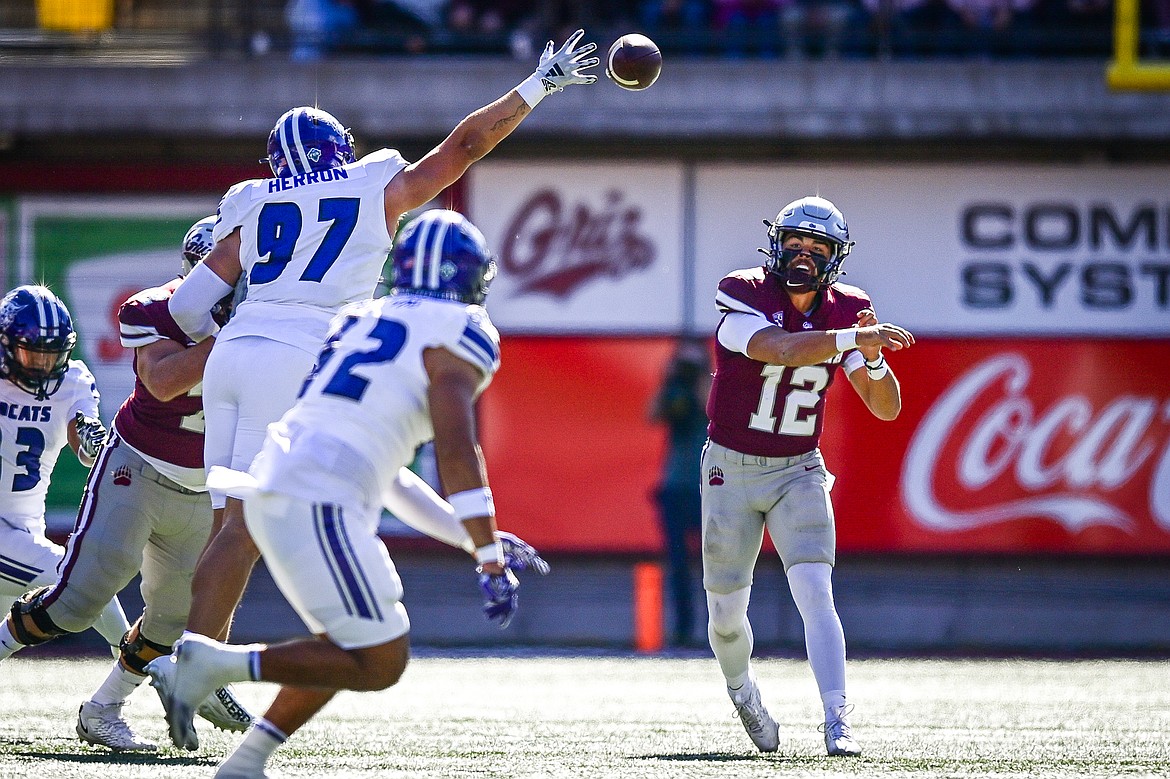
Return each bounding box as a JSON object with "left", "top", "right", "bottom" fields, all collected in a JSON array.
[
  {"left": 3, "top": 218, "right": 253, "bottom": 751},
  {"left": 702, "top": 196, "right": 914, "bottom": 757}
]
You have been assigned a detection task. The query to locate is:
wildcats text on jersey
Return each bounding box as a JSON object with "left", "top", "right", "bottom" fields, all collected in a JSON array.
[
  {"left": 0, "top": 402, "right": 51, "bottom": 422},
  {"left": 266, "top": 167, "right": 352, "bottom": 194}
]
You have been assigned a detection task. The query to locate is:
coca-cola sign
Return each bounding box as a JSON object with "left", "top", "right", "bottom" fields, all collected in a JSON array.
[{"left": 902, "top": 353, "right": 1168, "bottom": 534}]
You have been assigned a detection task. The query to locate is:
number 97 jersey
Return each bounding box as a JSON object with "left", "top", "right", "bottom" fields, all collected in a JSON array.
[
  {"left": 212, "top": 149, "right": 408, "bottom": 349},
  {"left": 283, "top": 294, "right": 501, "bottom": 496}
]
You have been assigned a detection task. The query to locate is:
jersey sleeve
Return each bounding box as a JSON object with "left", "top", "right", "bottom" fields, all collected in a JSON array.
[
  {"left": 358, "top": 148, "right": 409, "bottom": 188},
  {"left": 212, "top": 181, "right": 253, "bottom": 243},
  {"left": 118, "top": 287, "right": 185, "bottom": 349},
  {"left": 445, "top": 306, "right": 501, "bottom": 385},
  {"left": 64, "top": 360, "right": 101, "bottom": 420}
]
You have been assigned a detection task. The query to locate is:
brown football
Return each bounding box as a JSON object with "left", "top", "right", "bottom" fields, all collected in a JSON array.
[{"left": 605, "top": 34, "right": 662, "bottom": 91}]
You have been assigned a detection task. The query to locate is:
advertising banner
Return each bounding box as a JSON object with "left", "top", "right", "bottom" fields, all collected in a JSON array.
[
  {"left": 482, "top": 338, "right": 1169, "bottom": 556},
  {"left": 17, "top": 197, "right": 219, "bottom": 509},
  {"left": 693, "top": 164, "right": 1170, "bottom": 336},
  {"left": 467, "top": 161, "right": 685, "bottom": 334}
]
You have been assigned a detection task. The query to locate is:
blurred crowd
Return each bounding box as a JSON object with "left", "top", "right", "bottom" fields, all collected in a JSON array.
[{"left": 285, "top": 0, "right": 1119, "bottom": 60}]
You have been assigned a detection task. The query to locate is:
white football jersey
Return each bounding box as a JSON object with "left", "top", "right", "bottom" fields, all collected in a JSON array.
[
  {"left": 212, "top": 149, "right": 408, "bottom": 352},
  {"left": 251, "top": 295, "right": 500, "bottom": 509},
  {"left": 0, "top": 361, "right": 100, "bottom": 523}
]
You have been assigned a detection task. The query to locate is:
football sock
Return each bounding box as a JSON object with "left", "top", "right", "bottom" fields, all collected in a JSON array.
[
  {"left": 220, "top": 717, "right": 286, "bottom": 771},
  {"left": 0, "top": 621, "right": 22, "bottom": 661},
  {"left": 92, "top": 597, "right": 131, "bottom": 649},
  {"left": 787, "top": 562, "right": 847, "bottom": 700},
  {"left": 822, "top": 690, "right": 849, "bottom": 720},
  {"left": 91, "top": 660, "right": 146, "bottom": 706},
  {"left": 706, "top": 588, "right": 753, "bottom": 688}
]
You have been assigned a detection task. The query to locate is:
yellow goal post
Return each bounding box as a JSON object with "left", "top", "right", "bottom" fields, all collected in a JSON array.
[{"left": 1108, "top": 0, "right": 1170, "bottom": 90}]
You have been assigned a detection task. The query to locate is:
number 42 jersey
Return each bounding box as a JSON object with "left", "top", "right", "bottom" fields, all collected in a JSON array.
[
  {"left": 253, "top": 294, "right": 501, "bottom": 510},
  {"left": 212, "top": 149, "right": 408, "bottom": 353}
]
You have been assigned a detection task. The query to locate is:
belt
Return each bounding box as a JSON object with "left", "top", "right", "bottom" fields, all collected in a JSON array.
[
  {"left": 709, "top": 441, "right": 817, "bottom": 468},
  {"left": 136, "top": 464, "right": 203, "bottom": 496}
]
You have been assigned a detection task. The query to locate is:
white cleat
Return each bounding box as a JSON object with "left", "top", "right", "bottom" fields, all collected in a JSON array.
[
  {"left": 822, "top": 713, "right": 862, "bottom": 757},
  {"left": 729, "top": 681, "right": 780, "bottom": 753},
  {"left": 199, "top": 685, "right": 253, "bottom": 733},
  {"left": 76, "top": 700, "right": 157, "bottom": 752},
  {"left": 146, "top": 635, "right": 237, "bottom": 751}
]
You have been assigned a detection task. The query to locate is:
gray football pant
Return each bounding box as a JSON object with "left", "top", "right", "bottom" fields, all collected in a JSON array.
[{"left": 42, "top": 433, "right": 212, "bottom": 644}]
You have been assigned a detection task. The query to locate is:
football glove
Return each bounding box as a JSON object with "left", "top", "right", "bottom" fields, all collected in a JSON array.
[
  {"left": 74, "top": 412, "right": 107, "bottom": 460},
  {"left": 499, "top": 532, "right": 551, "bottom": 575},
  {"left": 478, "top": 568, "right": 520, "bottom": 629},
  {"left": 534, "top": 29, "right": 599, "bottom": 94}
]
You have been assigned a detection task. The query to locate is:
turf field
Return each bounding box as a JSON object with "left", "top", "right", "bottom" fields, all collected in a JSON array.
[{"left": 0, "top": 652, "right": 1165, "bottom": 778}]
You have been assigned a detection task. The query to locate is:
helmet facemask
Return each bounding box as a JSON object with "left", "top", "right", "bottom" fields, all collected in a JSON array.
[
  {"left": 765, "top": 226, "right": 847, "bottom": 293},
  {"left": 7, "top": 337, "right": 75, "bottom": 400}
]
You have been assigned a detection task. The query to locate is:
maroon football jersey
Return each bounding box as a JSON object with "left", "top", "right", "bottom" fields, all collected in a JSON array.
[
  {"left": 707, "top": 266, "right": 872, "bottom": 457},
  {"left": 113, "top": 278, "right": 206, "bottom": 469}
]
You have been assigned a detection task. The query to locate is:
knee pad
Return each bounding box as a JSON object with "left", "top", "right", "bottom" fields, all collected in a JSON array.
[
  {"left": 118, "top": 619, "right": 173, "bottom": 674},
  {"left": 8, "top": 587, "right": 69, "bottom": 646},
  {"left": 706, "top": 587, "right": 751, "bottom": 637}
]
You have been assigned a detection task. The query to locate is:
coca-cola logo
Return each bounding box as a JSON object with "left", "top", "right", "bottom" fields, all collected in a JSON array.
[
  {"left": 499, "top": 189, "right": 655, "bottom": 298},
  {"left": 901, "top": 353, "right": 1170, "bottom": 533}
]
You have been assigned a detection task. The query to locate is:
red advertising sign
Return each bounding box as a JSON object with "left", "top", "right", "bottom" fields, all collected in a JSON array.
[{"left": 481, "top": 337, "right": 1170, "bottom": 556}]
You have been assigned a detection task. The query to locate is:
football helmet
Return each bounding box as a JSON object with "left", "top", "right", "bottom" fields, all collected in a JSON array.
[
  {"left": 265, "top": 107, "right": 356, "bottom": 178},
  {"left": 180, "top": 216, "right": 216, "bottom": 276},
  {"left": 761, "top": 196, "right": 854, "bottom": 291},
  {"left": 387, "top": 210, "right": 497, "bottom": 306},
  {"left": 0, "top": 285, "right": 77, "bottom": 400}
]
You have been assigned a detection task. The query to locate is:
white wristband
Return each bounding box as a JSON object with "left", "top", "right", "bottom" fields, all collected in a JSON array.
[
  {"left": 475, "top": 540, "right": 505, "bottom": 567},
  {"left": 834, "top": 329, "right": 858, "bottom": 353},
  {"left": 515, "top": 73, "right": 547, "bottom": 109},
  {"left": 449, "top": 487, "right": 495, "bottom": 521},
  {"left": 866, "top": 357, "right": 889, "bottom": 380}
]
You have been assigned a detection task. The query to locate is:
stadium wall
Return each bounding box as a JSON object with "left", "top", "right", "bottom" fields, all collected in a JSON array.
[{"left": 3, "top": 56, "right": 1168, "bottom": 653}]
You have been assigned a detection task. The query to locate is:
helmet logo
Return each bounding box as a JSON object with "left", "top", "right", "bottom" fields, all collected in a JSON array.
[
  {"left": 439, "top": 261, "right": 458, "bottom": 281},
  {"left": 306, "top": 148, "right": 322, "bottom": 164}
]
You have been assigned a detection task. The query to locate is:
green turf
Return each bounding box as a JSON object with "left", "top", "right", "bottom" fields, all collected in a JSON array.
[{"left": 0, "top": 654, "right": 1166, "bottom": 777}]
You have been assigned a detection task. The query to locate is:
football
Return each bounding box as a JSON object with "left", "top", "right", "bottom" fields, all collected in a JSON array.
[{"left": 605, "top": 34, "right": 662, "bottom": 91}]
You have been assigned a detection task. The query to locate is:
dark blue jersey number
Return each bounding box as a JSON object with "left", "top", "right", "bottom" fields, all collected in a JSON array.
[
  {"left": 1, "top": 426, "right": 46, "bottom": 492},
  {"left": 310, "top": 316, "right": 407, "bottom": 402},
  {"left": 253, "top": 198, "right": 360, "bottom": 285}
]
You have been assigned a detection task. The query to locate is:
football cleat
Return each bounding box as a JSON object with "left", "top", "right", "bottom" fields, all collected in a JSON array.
[
  {"left": 821, "top": 707, "right": 862, "bottom": 757},
  {"left": 76, "top": 700, "right": 157, "bottom": 752},
  {"left": 729, "top": 681, "right": 779, "bottom": 753},
  {"left": 146, "top": 635, "right": 240, "bottom": 751},
  {"left": 198, "top": 685, "right": 253, "bottom": 733}
]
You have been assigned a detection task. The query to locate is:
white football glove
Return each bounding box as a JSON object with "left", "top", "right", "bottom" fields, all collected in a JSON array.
[
  {"left": 534, "top": 29, "right": 599, "bottom": 94},
  {"left": 74, "top": 411, "right": 107, "bottom": 461}
]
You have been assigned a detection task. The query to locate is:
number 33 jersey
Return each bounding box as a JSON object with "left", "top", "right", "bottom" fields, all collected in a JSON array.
[
  {"left": 212, "top": 149, "right": 408, "bottom": 353},
  {"left": 259, "top": 294, "right": 500, "bottom": 508},
  {"left": 0, "top": 362, "right": 99, "bottom": 523},
  {"left": 708, "top": 266, "right": 871, "bottom": 458}
]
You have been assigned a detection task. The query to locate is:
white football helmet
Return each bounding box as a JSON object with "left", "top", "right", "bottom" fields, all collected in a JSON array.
[{"left": 761, "top": 196, "right": 854, "bottom": 291}]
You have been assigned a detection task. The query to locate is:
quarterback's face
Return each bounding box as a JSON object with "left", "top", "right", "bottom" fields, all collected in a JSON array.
[{"left": 782, "top": 235, "right": 833, "bottom": 277}]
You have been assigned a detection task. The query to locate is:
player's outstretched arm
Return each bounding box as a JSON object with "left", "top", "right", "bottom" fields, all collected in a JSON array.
[
  {"left": 169, "top": 230, "right": 244, "bottom": 342},
  {"left": 385, "top": 29, "right": 598, "bottom": 218},
  {"left": 737, "top": 316, "right": 914, "bottom": 368}
]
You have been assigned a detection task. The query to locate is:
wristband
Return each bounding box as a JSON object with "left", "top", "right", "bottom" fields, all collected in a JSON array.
[
  {"left": 834, "top": 329, "right": 858, "bottom": 353},
  {"left": 865, "top": 355, "right": 889, "bottom": 380},
  {"left": 475, "top": 540, "right": 505, "bottom": 567},
  {"left": 515, "top": 73, "right": 548, "bottom": 109},
  {"left": 449, "top": 487, "right": 495, "bottom": 521}
]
